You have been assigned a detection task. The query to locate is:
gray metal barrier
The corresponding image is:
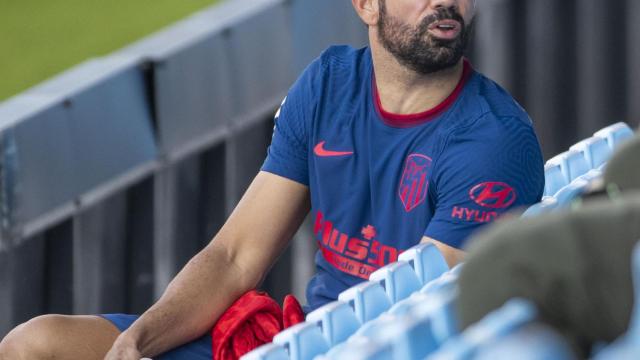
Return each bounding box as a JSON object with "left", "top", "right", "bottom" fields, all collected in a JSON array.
[
  {"left": 0, "top": 0, "right": 367, "bottom": 337},
  {"left": 1, "top": 0, "right": 638, "bottom": 339}
]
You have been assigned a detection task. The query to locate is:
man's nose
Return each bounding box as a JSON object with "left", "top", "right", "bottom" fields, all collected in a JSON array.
[{"left": 429, "top": 0, "right": 459, "bottom": 10}]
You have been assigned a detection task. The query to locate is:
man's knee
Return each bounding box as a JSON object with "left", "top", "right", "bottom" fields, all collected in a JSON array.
[{"left": 0, "top": 315, "right": 72, "bottom": 359}]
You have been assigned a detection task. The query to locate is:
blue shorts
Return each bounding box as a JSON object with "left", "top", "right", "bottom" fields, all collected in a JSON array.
[{"left": 101, "top": 314, "right": 212, "bottom": 360}]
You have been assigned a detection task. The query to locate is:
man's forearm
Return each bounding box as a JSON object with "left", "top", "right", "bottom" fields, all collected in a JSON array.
[
  {"left": 120, "top": 241, "right": 259, "bottom": 357},
  {"left": 108, "top": 172, "right": 310, "bottom": 358}
]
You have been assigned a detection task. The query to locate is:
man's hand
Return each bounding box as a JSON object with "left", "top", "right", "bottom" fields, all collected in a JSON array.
[{"left": 104, "top": 333, "right": 141, "bottom": 360}]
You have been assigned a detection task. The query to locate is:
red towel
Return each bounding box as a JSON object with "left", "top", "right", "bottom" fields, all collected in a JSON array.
[
  {"left": 282, "top": 294, "right": 305, "bottom": 328},
  {"left": 211, "top": 290, "right": 305, "bottom": 360}
]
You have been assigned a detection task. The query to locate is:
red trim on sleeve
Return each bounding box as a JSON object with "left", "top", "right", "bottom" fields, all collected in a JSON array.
[{"left": 372, "top": 59, "right": 473, "bottom": 128}]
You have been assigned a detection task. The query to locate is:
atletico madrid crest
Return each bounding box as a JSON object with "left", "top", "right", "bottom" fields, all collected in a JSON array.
[{"left": 398, "top": 154, "right": 432, "bottom": 212}]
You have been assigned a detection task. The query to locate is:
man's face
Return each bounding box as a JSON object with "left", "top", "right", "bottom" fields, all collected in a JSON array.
[{"left": 377, "top": 0, "right": 475, "bottom": 75}]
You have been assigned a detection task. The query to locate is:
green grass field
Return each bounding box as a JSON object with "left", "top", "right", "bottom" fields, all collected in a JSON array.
[{"left": 0, "top": 0, "right": 219, "bottom": 101}]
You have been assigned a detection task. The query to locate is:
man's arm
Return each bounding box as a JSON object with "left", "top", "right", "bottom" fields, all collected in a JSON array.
[
  {"left": 106, "top": 171, "right": 310, "bottom": 359},
  {"left": 421, "top": 236, "right": 466, "bottom": 268}
]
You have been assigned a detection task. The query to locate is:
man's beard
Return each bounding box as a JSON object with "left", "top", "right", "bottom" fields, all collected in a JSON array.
[{"left": 377, "top": 0, "right": 473, "bottom": 75}]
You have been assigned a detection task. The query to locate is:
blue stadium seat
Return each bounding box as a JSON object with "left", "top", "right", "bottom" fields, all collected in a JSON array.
[
  {"left": 427, "top": 298, "right": 537, "bottom": 360},
  {"left": 372, "top": 312, "right": 439, "bottom": 359},
  {"left": 272, "top": 322, "right": 329, "bottom": 360},
  {"left": 421, "top": 270, "right": 459, "bottom": 295},
  {"left": 305, "top": 301, "right": 361, "bottom": 347},
  {"left": 240, "top": 343, "right": 289, "bottom": 360},
  {"left": 352, "top": 312, "right": 400, "bottom": 339},
  {"left": 594, "top": 345, "right": 640, "bottom": 360},
  {"left": 547, "top": 150, "right": 591, "bottom": 184},
  {"left": 526, "top": 166, "right": 602, "bottom": 217},
  {"left": 449, "top": 263, "right": 464, "bottom": 276},
  {"left": 319, "top": 336, "right": 393, "bottom": 360},
  {"left": 369, "top": 261, "right": 422, "bottom": 304},
  {"left": 522, "top": 197, "right": 559, "bottom": 217},
  {"left": 412, "top": 287, "right": 460, "bottom": 344},
  {"left": 385, "top": 283, "right": 460, "bottom": 344},
  {"left": 544, "top": 162, "right": 568, "bottom": 197},
  {"left": 349, "top": 301, "right": 439, "bottom": 359},
  {"left": 597, "top": 162, "right": 607, "bottom": 172},
  {"left": 554, "top": 178, "right": 590, "bottom": 207},
  {"left": 594, "top": 122, "right": 635, "bottom": 151},
  {"left": 338, "top": 281, "right": 392, "bottom": 324},
  {"left": 353, "top": 292, "right": 455, "bottom": 358},
  {"left": 474, "top": 324, "right": 575, "bottom": 360},
  {"left": 570, "top": 136, "right": 612, "bottom": 169},
  {"left": 398, "top": 243, "right": 449, "bottom": 285},
  {"left": 577, "top": 168, "right": 604, "bottom": 183},
  {"left": 388, "top": 291, "right": 431, "bottom": 317}
]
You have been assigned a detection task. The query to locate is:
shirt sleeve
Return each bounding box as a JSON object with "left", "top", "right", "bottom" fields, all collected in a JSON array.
[
  {"left": 261, "top": 58, "right": 323, "bottom": 186},
  {"left": 424, "top": 115, "right": 545, "bottom": 249}
]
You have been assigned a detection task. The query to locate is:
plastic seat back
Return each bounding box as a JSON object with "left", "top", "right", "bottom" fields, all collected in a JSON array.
[
  {"left": 421, "top": 271, "right": 459, "bottom": 295},
  {"left": 428, "top": 298, "right": 537, "bottom": 360},
  {"left": 377, "top": 312, "right": 439, "bottom": 359},
  {"left": 466, "top": 298, "right": 537, "bottom": 341},
  {"left": 577, "top": 168, "right": 603, "bottom": 183},
  {"left": 554, "top": 178, "right": 589, "bottom": 207},
  {"left": 338, "top": 281, "right": 391, "bottom": 324},
  {"left": 369, "top": 261, "right": 422, "bottom": 303},
  {"left": 320, "top": 336, "right": 393, "bottom": 360},
  {"left": 548, "top": 150, "right": 591, "bottom": 184},
  {"left": 240, "top": 343, "right": 289, "bottom": 360},
  {"left": 474, "top": 323, "right": 576, "bottom": 360},
  {"left": 564, "top": 150, "right": 592, "bottom": 181},
  {"left": 449, "top": 263, "right": 464, "bottom": 276},
  {"left": 352, "top": 312, "right": 398, "bottom": 339},
  {"left": 570, "top": 136, "right": 612, "bottom": 169},
  {"left": 412, "top": 287, "right": 460, "bottom": 344},
  {"left": 305, "top": 301, "right": 361, "bottom": 347},
  {"left": 398, "top": 243, "right": 449, "bottom": 285},
  {"left": 594, "top": 122, "right": 635, "bottom": 150},
  {"left": 388, "top": 291, "right": 431, "bottom": 317},
  {"left": 544, "top": 162, "right": 568, "bottom": 196},
  {"left": 272, "top": 322, "right": 329, "bottom": 360},
  {"left": 352, "top": 302, "right": 442, "bottom": 359},
  {"left": 522, "top": 197, "right": 559, "bottom": 217}
]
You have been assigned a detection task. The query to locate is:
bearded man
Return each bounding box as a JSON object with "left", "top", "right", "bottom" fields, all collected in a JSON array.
[{"left": 0, "top": 0, "right": 544, "bottom": 359}]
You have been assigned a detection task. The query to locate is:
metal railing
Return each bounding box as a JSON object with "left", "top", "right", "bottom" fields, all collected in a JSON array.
[
  {"left": 0, "top": 0, "right": 367, "bottom": 336},
  {"left": 1, "top": 0, "right": 638, "bottom": 338}
]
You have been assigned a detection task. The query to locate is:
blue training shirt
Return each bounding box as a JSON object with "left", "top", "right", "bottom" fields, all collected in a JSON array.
[{"left": 262, "top": 46, "right": 544, "bottom": 311}]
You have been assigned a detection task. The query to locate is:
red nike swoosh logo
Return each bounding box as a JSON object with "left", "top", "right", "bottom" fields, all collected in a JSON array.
[{"left": 314, "top": 141, "right": 354, "bottom": 157}]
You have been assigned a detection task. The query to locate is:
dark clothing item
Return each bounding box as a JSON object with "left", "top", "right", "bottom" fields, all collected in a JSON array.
[
  {"left": 101, "top": 314, "right": 212, "bottom": 360},
  {"left": 457, "top": 193, "right": 640, "bottom": 356}
]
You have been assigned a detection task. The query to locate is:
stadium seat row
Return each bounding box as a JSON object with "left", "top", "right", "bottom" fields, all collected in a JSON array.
[
  {"left": 525, "top": 122, "right": 634, "bottom": 217},
  {"left": 241, "top": 243, "right": 451, "bottom": 360},
  {"left": 543, "top": 122, "right": 634, "bottom": 198},
  {"left": 428, "top": 238, "right": 640, "bottom": 360}
]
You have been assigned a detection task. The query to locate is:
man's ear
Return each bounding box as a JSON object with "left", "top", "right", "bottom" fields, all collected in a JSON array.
[{"left": 352, "top": 0, "right": 379, "bottom": 26}]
